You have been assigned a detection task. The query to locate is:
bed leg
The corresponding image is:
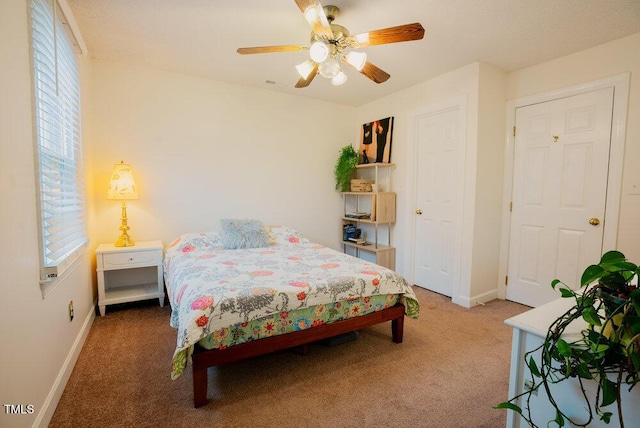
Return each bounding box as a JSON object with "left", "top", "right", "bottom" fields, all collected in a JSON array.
[
  {"left": 392, "top": 315, "right": 404, "bottom": 343},
  {"left": 193, "top": 367, "right": 208, "bottom": 408}
]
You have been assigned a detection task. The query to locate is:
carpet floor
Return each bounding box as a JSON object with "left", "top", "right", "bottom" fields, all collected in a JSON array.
[{"left": 50, "top": 287, "right": 529, "bottom": 428}]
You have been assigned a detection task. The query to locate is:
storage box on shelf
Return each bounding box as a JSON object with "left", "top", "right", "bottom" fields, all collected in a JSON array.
[
  {"left": 341, "top": 163, "right": 396, "bottom": 270},
  {"left": 350, "top": 178, "right": 374, "bottom": 192}
]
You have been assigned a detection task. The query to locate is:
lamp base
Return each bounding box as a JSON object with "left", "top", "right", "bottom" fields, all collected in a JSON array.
[
  {"left": 114, "top": 233, "right": 135, "bottom": 247},
  {"left": 114, "top": 200, "right": 135, "bottom": 247}
]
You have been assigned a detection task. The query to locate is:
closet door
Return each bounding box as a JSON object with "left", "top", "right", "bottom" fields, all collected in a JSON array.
[
  {"left": 506, "top": 88, "right": 613, "bottom": 307},
  {"left": 409, "top": 99, "right": 466, "bottom": 298}
]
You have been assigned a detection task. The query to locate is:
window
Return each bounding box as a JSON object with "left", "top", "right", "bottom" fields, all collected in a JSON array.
[{"left": 30, "top": 0, "right": 87, "bottom": 282}]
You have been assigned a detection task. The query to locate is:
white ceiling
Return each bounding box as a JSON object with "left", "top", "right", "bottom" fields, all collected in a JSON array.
[{"left": 67, "top": 0, "right": 640, "bottom": 107}]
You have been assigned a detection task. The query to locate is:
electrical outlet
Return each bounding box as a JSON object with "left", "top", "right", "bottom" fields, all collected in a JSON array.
[{"left": 68, "top": 300, "right": 74, "bottom": 322}]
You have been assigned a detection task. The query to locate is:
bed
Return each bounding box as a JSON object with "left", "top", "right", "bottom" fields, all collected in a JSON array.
[{"left": 164, "top": 222, "right": 420, "bottom": 407}]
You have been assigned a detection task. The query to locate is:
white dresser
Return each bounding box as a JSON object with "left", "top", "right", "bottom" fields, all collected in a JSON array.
[{"left": 505, "top": 298, "right": 640, "bottom": 428}]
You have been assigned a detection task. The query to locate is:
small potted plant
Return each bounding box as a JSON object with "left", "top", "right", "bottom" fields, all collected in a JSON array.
[
  {"left": 496, "top": 250, "right": 640, "bottom": 427},
  {"left": 333, "top": 145, "right": 360, "bottom": 192}
]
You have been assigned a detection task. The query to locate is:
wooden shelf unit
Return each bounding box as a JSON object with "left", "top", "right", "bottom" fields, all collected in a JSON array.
[{"left": 341, "top": 163, "right": 396, "bottom": 270}]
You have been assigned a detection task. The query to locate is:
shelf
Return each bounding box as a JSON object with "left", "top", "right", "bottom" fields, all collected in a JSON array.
[
  {"left": 342, "top": 192, "right": 395, "bottom": 223},
  {"left": 103, "top": 283, "right": 162, "bottom": 306},
  {"left": 340, "top": 191, "right": 393, "bottom": 195},
  {"left": 342, "top": 217, "right": 393, "bottom": 225},
  {"left": 342, "top": 241, "right": 395, "bottom": 253},
  {"left": 355, "top": 163, "right": 395, "bottom": 169}
]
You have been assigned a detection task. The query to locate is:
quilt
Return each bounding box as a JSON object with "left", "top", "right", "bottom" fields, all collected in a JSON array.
[{"left": 164, "top": 226, "right": 420, "bottom": 379}]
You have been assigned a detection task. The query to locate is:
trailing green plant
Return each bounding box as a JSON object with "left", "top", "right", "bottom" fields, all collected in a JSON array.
[
  {"left": 496, "top": 250, "right": 640, "bottom": 428},
  {"left": 333, "top": 145, "right": 360, "bottom": 192}
]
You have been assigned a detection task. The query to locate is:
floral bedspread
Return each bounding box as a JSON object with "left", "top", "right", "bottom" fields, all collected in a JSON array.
[{"left": 164, "top": 226, "right": 420, "bottom": 379}]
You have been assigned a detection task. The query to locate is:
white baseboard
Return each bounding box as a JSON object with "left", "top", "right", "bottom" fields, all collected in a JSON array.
[
  {"left": 33, "top": 302, "right": 96, "bottom": 428},
  {"left": 457, "top": 289, "right": 499, "bottom": 308}
]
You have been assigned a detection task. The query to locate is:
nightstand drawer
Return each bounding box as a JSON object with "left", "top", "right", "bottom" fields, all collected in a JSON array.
[{"left": 102, "top": 250, "right": 158, "bottom": 269}]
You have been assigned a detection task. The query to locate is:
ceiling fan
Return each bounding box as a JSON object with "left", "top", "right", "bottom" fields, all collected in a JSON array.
[{"left": 237, "top": 0, "right": 425, "bottom": 88}]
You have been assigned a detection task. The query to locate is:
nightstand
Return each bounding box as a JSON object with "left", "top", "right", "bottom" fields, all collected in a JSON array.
[{"left": 96, "top": 240, "right": 165, "bottom": 316}]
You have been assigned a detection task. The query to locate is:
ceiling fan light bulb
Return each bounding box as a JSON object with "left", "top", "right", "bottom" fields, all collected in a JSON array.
[
  {"left": 319, "top": 57, "right": 340, "bottom": 78},
  {"left": 296, "top": 60, "right": 315, "bottom": 79},
  {"left": 346, "top": 51, "right": 367, "bottom": 71},
  {"left": 309, "top": 41, "right": 329, "bottom": 63},
  {"left": 332, "top": 70, "right": 347, "bottom": 86}
]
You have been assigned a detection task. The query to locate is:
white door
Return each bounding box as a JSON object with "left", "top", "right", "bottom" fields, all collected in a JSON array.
[
  {"left": 411, "top": 105, "right": 464, "bottom": 297},
  {"left": 506, "top": 88, "right": 614, "bottom": 307}
]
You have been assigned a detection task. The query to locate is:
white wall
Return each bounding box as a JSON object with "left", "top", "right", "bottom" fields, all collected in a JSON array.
[
  {"left": 0, "top": 1, "right": 94, "bottom": 427},
  {"left": 84, "top": 59, "right": 356, "bottom": 255},
  {"left": 470, "top": 63, "right": 508, "bottom": 300},
  {"left": 507, "top": 32, "right": 640, "bottom": 262},
  {"left": 356, "top": 62, "right": 507, "bottom": 306}
]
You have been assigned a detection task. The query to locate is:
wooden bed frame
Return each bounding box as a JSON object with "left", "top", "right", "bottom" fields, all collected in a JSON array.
[{"left": 191, "top": 303, "right": 406, "bottom": 407}]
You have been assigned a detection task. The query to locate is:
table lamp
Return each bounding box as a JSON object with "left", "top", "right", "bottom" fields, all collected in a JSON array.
[{"left": 107, "top": 161, "right": 139, "bottom": 247}]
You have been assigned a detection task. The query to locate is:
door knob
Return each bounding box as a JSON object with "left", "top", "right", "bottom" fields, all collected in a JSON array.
[
  {"left": 416, "top": 209, "right": 423, "bottom": 215},
  {"left": 589, "top": 217, "right": 600, "bottom": 226}
]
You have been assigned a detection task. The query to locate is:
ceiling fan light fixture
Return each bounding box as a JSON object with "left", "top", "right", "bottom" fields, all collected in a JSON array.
[
  {"left": 309, "top": 41, "right": 330, "bottom": 63},
  {"left": 345, "top": 51, "right": 367, "bottom": 71},
  {"left": 303, "top": 6, "right": 329, "bottom": 28},
  {"left": 237, "top": 4, "right": 425, "bottom": 89},
  {"left": 332, "top": 70, "right": 347, "bottom": 86},
  {"left": 319, "top": 57, "right": 340, "bottom": 78},
  {"left": 354, "top": 33, "right": 370, "bottom": 45},
  {"left": 296, "top": 59, "right": 316, "bottom": 79}
]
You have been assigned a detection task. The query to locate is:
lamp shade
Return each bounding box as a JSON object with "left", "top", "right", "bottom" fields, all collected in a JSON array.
[
  {"left": 309, "top": 41, "right": 329, "bottom": 63},
  {"left": 332, "top": 70, "right": 347, "bottom": 86},
  {"left": 107, "top": 162, "right": 139, "bottom": 200},
  {"left": 296, "top": 59, "right": 316, "bottom": 79},
  {"left": 345, "top": 51, "right": 367, "bottom": 71}
]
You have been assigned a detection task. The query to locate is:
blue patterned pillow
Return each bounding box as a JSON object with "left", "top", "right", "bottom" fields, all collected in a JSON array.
[{"left": 220, "top": 219, "right": 270, "bottom": 249}]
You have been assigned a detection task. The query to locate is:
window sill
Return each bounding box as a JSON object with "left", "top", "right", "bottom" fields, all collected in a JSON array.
[{"left": 39, "top": 242, "right": 88, "bottom": 299}]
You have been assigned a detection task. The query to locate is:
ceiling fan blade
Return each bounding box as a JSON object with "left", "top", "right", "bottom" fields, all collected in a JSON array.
[
  {"left": 295, "top": 62, "right": 319, "bottom": 88},
  {"left": 345, "top": 61, "right": 390, "bottom": 84},
  {"left": 237, "top": 45, "right": 307, "bottom": 55},
  {"left": 294, "top": 0, "right": 333, "bottom": 39},
  {"left": 350, "top": 23, "right": 425, "bottom": 47}
]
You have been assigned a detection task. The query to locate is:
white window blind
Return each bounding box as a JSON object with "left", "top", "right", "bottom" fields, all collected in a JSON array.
[{"left": 31, "top": 0, "right": 87, "bottom": 281}]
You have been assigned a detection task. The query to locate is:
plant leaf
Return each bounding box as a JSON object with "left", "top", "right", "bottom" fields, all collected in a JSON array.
[
  {"left": 528, "top": 356, "right": 541, "bottom": 377},
  {"left": 551, "top": 279, "right": 562, "bottom": 290},
  {"left": 557, "top": 339, "right": 572, "bottom": 357},
  {"left": 600, "top": 250, "right": 626, "bottom": 264},
  {"left": 558, "top": 288, "right": 575, "bottom": 298},
  {"left": 630, "top": 353, "right": 640, "bottom": 373},
  {"left": 610, "top": 261, "right": 638, "bottom": 272},
  {"left": 582, "top": 306, "right": 602, "bottom": 326},
  {"left": 554, "top": 409, "right": 565, "bottom": 426},
  {"left": 494, "top": 402, "right": 522, "bottom": 413},
  {"left": 600, "top": 377, "right": 618, "bottom": 407},
  {"left": 631, "top": 289, "right": 640, "bottom": 316},
  {"left": 581, "top": 265, "right": 605, "bottom": 286},
  {"left": 600, "top": 412, "right": 612, "bottom": 424},
  {"left": 590, "top": 343, "right": 610, "bottom": 354},
  {"left": 575, "top": 362, "right": 593, "bottom": 379},
  {"left": 625, "top": 315, "right": 640, "bottom": 335}
]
